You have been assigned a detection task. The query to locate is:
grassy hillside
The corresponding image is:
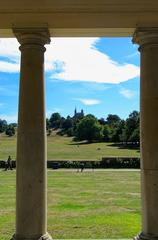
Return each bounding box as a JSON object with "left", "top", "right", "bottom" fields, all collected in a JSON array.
[{"left": 0, "top": 132, "right": 140, "bottom": 160}]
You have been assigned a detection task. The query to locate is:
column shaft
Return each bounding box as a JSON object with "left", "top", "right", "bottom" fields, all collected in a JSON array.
[
  {"left": 133, "top": 28, "right": 158, "bottom": 240},
  {"left": 12, "top": 28, "right": 52, "bottom": 240}
]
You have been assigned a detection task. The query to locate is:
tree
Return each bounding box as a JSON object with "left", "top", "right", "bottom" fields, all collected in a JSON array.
[
  {"left": 106, "top": 114, "right": 121, "bottom": 126},
  {"left": 98, "top": 118, "right": 106, "bottom": 125},
  {"left": 75, "top": 115, "right": 102, "bottom": 142},
  {"left": 62, "top": 116, "right": 73, "bottom": 131},
  {"left": 120, "top": 128, "right": 128, "bottom": 143},
  {"left": 59, "top": 117, "right": 66, "bottom": 129},
  {"left": 66, "top": 128, "right": 74, "bottom": 137},
  {"left": 5, "top": 124, "right": 15, "bottom": 137},
  {"left": 125, "top": 111, "right": 139, "bottom": 142},
  {"left": 129, "top": 128, "right": 140, "bottom": 143},
  {"left": 49, "top": 112, "right": 61, "bottom": 129},
  {"left": 0, "top": 119, "right": 7, "bottom": 133},
  {"left": 120, "top": 111, "right": 140, "bottom": 144},
  {"left": 46, "top": 118, "right": 50, "bottom": 130},
  {"left": 103, "top": 125, "right": 110, "bottom": 142},
  {"left": 110, "top": 120, "right": 126, "bottom": 142}
]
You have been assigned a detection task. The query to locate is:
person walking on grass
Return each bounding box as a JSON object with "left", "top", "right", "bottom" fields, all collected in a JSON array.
[
  {"left": 5, "top": 155, "right": 13, "bottom": 171},
  {"left": 80, "top": 162, "right": 85, "bottom": 172}
]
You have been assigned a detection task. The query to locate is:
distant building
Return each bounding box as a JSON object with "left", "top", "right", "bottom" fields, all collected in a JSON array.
[{"left": 73, "top": 108, "right": 84, "bottom": 119}]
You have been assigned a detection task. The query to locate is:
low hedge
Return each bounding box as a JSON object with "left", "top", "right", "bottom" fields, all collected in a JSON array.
[
  {"left": 101, "top": 157, "right": 140, "bottom": 168},
  {"left": 0, "top": 157, "right": 140, "bottom": 169}
]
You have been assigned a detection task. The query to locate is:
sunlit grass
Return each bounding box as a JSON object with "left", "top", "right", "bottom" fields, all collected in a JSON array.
[
  {"left": 0, "top": 170, "right": 141, "bottom": 239},
  {"left": 0, "top": 133, "right": 140, "bottom": 160}
]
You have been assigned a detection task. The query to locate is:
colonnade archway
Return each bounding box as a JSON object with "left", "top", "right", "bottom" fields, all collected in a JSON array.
[{"left": 6, "top": 26, "right": 158, "bottom": 240}]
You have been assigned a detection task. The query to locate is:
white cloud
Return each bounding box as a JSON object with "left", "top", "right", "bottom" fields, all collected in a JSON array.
[
  {"left": 0, "top": 38, "right": 140, "bottom": 84},
  {"left": 0, "top": 39, "right": 20, "bottom": 73},
  {"left": 120, "top": 88, "right": 137, "bottom": 99},
  {"left": 47, "top": 38, "right": 139, "bottom": 84},
  {"left": 76, "top": 98, "right": 101, "bottom": 106},
  {"left": 0, "top": 39, "right": 19, "bottom": 58},
  {"left": 0, "top": 61, "right": 19, "bottom": 72},
  {"left": 0, "top": 114, "right": 17, "bottom": 123}
]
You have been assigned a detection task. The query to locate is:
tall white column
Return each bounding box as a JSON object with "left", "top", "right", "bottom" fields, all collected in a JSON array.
[
  {"left": 133, "top": 28, "right": 158, "bottom": 240},
  {"left": 12, "top": 28, "right": 52, "bottom": 240}
]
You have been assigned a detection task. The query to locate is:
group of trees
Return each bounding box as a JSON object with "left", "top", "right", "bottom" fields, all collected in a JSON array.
[
  {"left": 102, "top": 111, "right": 140, "bottom": 144},
  {"left": 0, "top": 110, "right": 140, "bottom": 143},
  {"left": 47, "top": 111, "right": 84, "bottom": 137},
  {"left": 0, "top": 119, "right": 16, "bottom": 136},
  {"left": 47, "top": 110, "right": 140, "bottom": 144}
]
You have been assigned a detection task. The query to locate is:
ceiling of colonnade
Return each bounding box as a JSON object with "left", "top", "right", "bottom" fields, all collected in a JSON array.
[{"left": 0, "top": 0, "right": 158, "bottom": 37}]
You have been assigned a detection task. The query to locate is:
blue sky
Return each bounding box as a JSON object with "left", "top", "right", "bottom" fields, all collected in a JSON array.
[{"left": 0, "top": 37, "right": 140, "bottom": 123}]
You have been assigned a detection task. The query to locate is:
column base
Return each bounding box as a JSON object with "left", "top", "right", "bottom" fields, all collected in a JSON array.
[
  {"left": 11, "top": 232, "right": 52, "bottom": 240},
  {"left": 134, "top": 232, "right": 158, "bottom": 240}
]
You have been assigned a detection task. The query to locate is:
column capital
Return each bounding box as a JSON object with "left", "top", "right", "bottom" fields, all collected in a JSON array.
[
  {"left": 133, "top": 27, "right": 158, "bottom": 49},
  {"left": 13, "top": 28, "right": 51, "bottom": 50}
]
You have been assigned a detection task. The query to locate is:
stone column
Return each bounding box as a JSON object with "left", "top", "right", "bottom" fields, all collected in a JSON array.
[
  {"left": 133, "top": 28, "right": 158, "bottom": 240},
  {"left": 12, "top": 28, "right": 52, "bottom": 240}
]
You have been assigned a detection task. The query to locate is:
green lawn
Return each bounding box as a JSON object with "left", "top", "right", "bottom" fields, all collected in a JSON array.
[
  {"left": 0, "top": 170, "right": 141, "bottom": 239},
  {"left": 0, "top": 133, "right": 140, "bottom": 160}
]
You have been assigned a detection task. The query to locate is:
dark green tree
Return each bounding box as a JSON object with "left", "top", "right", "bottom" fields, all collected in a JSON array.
[
  {"left": 49, "top": 112, "right": 61, "bottom": 129},
  {"left": 98, "top": 118, "right": 106, "bottom": 125},
  {"left": 5, "top": 124, "right": 15, "bottom": 137},
  {"left": 104, "top": 114, "right": 122, "bottom": 142},
  {"left": 103, "top": 125, "right": 110, "bottom": 142},
  {"left": 106, "top": 114, "right": 121, "bottom": 126},
  {"left": 75, "top": 115, "right": 102, "bottom": 142},
  {"left": 59, "top": 117, "right": 66, "bottom": 129},
  {"left": 0, "top": 119, "right": 7, "bottom": 133},
  {"left": 62, "top": 116, "right": 73, "bottom": 131},
  {"left": 110, "top": 120, "right": 126, "bottom": 142},
  {"left": 120, "top": 111, "right": 140, "bottom": 143},
  {"left": 129, "top": 128, "right": 140, "bottom": 143}
]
